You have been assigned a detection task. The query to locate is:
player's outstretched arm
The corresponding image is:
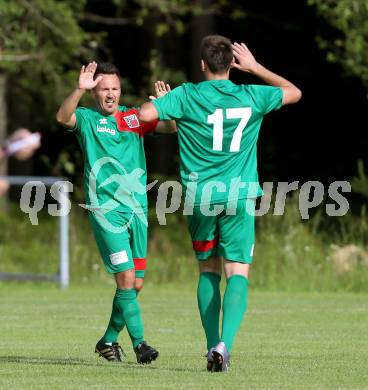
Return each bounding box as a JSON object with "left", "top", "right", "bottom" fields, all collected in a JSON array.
[
  {"left": 56, "top": 61, "right": 103, "bottom": 128},
  {"left": 148, "top": 81, "right": 177, "bottom": 133},
  {"left": 139, "top": 101, "right": 158, "bottom": 123},
  {"left": 139, "top": 80, "right": 166, "bottom": 122},
  {"left": 140, "top": 80, "right": 177, "bottom": 133},
  {"left": 149, "top": 80, "right": 171, "bottom": 100},
  {"left": 232, "top": 42, "right": 302, "bottom": 105}
]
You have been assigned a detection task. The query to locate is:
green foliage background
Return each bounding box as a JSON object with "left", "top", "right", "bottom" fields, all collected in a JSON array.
[{"left": 309, "top": 0, "right": 368, "bottom": 89}]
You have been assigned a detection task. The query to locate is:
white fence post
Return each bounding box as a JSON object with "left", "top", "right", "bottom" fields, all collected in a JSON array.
[{"left": 0, "top": 175, "right": 70, "bottom": 288}]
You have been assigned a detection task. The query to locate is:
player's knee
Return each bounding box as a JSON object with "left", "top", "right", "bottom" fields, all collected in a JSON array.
[
  {"left": 115, "top": 268, "right": 135, "bottom": 289},
  {"left": 224, "top": 260, "right": 250, "bottom": 279},
  {"left": 135, "top": 278, "right": 144, "bottom": 292},
  {"left": 200, "top": 264, "right": 219, "bottom": 274},
  {"left": 199, "top": 256, "right": 221, "bottom": 274}
]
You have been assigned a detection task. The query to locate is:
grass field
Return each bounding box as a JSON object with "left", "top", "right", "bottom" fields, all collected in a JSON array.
[{"left": 0, "top": 283, "right": 367, "bottom": 389}]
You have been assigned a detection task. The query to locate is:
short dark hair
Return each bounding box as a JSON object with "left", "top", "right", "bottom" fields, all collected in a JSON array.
[
  {"left": 200, "top": 35, "right": 233, "bottom": 74},
  {"left": 94, "top": 62, "right": 121, "bottom": 79}
]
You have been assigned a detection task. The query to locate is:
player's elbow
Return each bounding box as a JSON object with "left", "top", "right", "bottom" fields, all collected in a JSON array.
[
  {"left": 139, "top": 103, "right": 157, "bottom": 122},
  {"left": 282, "top": 86, "right": 302, "bottom": 105},
  {"left": 56, "top": 110, "right": 66, "bottom": 126},
  {"left": 56, "top": 110, "right": 62, "bottom": 124},
  {"left": 56, "top": 110, "right": 75, "bottom": 129},
  {"left": 293, "top": 87, "right": 302, "bottom": 103},
  {"left": 138, "top": 106, "right": 150, "bottom": 122}
]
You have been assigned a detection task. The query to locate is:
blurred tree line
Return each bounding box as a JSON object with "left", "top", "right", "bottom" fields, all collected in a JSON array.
[
  {"left": 1, "top": 0, "right": 367, "bottom": 199},
  {"left": 310, "top": 0, "right": 368, "bottom": 199}
]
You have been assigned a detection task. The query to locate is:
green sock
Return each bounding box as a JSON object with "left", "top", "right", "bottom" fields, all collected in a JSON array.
[
  {"left": 116, "top": 288, "right": 144, "bottom": 348},
  {"left": 221, "top": 275, "right": 248, "bottom": 352},
  {"left": 197, "top": 272, "right": 221, "bottom": 350},
  {"left": 103, "top": 289, "right": 126, "bottom": 343}
]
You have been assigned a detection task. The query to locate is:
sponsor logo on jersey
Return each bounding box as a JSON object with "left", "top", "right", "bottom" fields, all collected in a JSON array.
[
  {"left": 123, "top": 114, "right": 140, "bottom": 128},
  {"left": 99, "top": 118, "right": 108, "bottom": 124},
  {"left": 97, "top": 125, "right": 116, "bottom": 135}
]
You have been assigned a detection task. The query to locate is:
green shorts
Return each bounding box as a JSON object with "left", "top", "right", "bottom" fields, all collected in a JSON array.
[
  {"left": 88, "top": 209, "right": 148, "bottom": 278},
  {"left": 186, "top": 199, "right": 255, "bottom": 263}
]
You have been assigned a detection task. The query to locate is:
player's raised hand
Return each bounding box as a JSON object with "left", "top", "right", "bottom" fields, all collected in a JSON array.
[
  {"left": 78, "top": 61, "right": 103, "bottom": 90},
  {"left": 149, "top": 81, "right": 171, "bottom": 100},
  {"left": 232, "top": 42, "right": 258, "bottom": 73}
]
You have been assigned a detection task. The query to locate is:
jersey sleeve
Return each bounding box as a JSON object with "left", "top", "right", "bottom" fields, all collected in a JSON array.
[
  {"left": 246, "top": 85, "right": 283, "bottom": 114},
  {"left": 115, "top": 108, "right": 158, "bottom": 137},
  {"left": 68, "top": 107, "right": 87, "bottom": 133},
  {"left": 152, "top": 85, "right": 186, "bottom": 120}
]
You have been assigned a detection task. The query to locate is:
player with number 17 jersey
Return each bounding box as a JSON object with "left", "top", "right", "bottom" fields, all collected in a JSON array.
[
  {"left": 153, "top": 80, "right": 282, "bottom": 206},
  {"left": 140, "top": 35, "right": 301, "bottom": 372}
]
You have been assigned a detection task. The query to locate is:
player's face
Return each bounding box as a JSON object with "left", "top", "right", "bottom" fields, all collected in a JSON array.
[{"left": 92, "top": 74, "right": 121, "bottom": 116}]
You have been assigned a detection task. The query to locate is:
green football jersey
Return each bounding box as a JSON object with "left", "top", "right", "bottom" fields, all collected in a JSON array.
[
  {"left": 153, "top": 80, "right": 282, "bottom": 205},
  {"left": 69, "top": 105, "right": 157, "bottom": 213}
]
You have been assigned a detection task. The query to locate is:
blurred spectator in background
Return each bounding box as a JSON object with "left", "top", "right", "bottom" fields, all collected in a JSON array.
[
  {"left": 0, "top": 179, "right": 9, "bottom": 196},
  {"left": 0, "top": 128, "right": 41, "bottom": 196}
]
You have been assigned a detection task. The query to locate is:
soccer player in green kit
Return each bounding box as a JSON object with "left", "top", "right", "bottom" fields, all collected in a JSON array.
[
  {"left": 139, "top": 35, "right": 302, "bottom": 371},
  {"left": 56, "top": 61, "right": 166, "bottom": 364}
]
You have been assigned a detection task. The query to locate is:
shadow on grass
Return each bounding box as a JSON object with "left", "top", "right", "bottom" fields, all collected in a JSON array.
[
  {"left": 0, "top": 355, "right": 157, "bottom": 369},
  {"left": 0, "top": 356, "right": 201, "bottom": 372}
]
